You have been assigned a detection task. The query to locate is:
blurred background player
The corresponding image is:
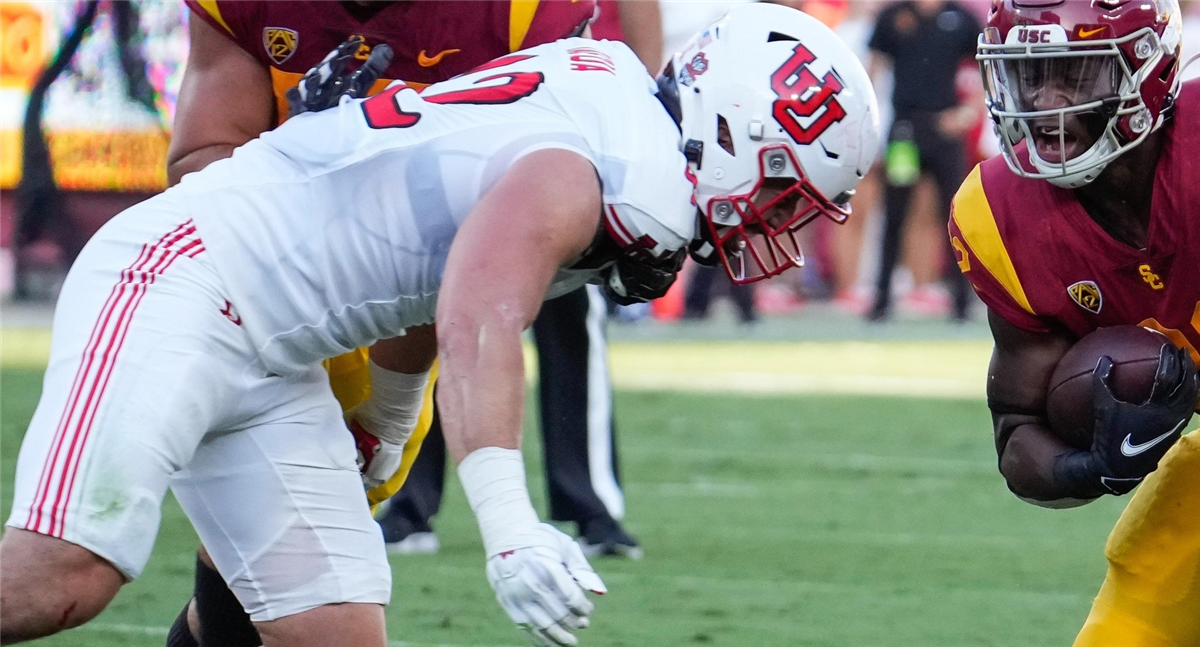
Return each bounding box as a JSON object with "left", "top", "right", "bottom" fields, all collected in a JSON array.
[
  {"left": 165, "top": 1, "right": 604, "bottom": 645},
  {"left": 382, "top": 0, "right": 661, "bottom": 561},
  {"left": 866, "top": 0, "right": 981, "bottom": 322},
  {"left": 953, "top": 0, "right": 1200, "bottom": 644}
]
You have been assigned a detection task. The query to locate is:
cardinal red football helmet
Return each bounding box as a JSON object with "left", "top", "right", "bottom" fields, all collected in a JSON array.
[{"left": 978, "top": 0, "right": 1184, "bottom": 188}]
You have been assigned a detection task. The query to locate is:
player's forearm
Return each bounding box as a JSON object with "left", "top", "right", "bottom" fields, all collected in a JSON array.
[
  {"left": 433, "top": 150, "right": 598, "bottom": 461},
  {"left": 166, "top": 144, "right": 238, "bottom": 186},
  {"left": 437, "top": 314, "right": 543, "bottom": 558},
  {"left": 347, "top": 332, "right": 436, "bottom": 490},
  {"left": 354, "top": 331, "right": 436, "bottom": 438},
  {"left": 436, "top": 315, "right": 528, "bottom": 465}
]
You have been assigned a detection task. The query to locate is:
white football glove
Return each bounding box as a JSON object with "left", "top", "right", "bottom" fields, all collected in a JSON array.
[
  {"left": 346, "top": 361, "right": 429, "bottom": 490},
  {"left": 347, "top": 417, "right": 406, "bottom": 490},
  {"left": 459, "top": 448, "right": 608, "bottom": 646},
  {"left": 487, "top": 523, "right": 607, "bottom": 647}
]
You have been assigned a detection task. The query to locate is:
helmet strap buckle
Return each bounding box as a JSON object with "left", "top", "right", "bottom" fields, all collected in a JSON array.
[{"left": 683, "top": 139, "right": 704, "bottom": 169}]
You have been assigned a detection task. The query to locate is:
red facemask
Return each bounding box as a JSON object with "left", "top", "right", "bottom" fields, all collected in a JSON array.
[{"left": 705, "top": 146, "right": 851, "bottom": 284}]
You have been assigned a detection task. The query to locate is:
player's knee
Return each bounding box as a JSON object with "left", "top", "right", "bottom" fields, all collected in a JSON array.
[
  {"left": 0, "top": 529, "right": 123, "bottom": 643},
  {"left": 253, "top": 603, "right": 385, "bottom": 647}
]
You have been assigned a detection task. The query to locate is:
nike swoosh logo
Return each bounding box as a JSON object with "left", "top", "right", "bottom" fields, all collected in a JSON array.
[
  {"left": 1120, "top": 419, "right": 1188, "bottom": 457},
  {"left": 418, "top": 48, "right": 460, "bottom": 67},
  {"left": 1078, "top": 27, "right": 1106, "bottom": 38}
]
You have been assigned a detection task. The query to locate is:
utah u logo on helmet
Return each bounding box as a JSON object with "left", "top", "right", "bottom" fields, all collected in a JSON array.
[{"left": 770, "top": 44, "right": 847, "bottom": 145}]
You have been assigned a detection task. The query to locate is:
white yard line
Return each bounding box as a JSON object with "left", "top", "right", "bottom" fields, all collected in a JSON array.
[
  {"left": 2, "top": 332, "right": 993, "bottom": 399},
  {"left": 604, "top": 341, "right": 992, "bottom": 399}
]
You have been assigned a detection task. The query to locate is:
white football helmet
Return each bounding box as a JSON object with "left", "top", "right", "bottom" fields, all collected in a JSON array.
[{"left": 662, "top": 3, "right": 880, "bottom": 284}]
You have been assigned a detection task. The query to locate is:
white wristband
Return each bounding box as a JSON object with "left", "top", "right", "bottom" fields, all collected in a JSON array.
[
  {"left": 354, "top": 360, "right": 429, "bottom": 444},
  {"left": 457, "top": 447, "right": 542, "bottom": 557}
]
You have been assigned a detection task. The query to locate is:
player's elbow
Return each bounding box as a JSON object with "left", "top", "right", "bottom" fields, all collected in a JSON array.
[
  {"left": 166, "top": 144, "right": 237, "bottom": 187},
  {"left": 999, "top": 450, "right": 1097, "bottom": 508},
  {"left": 166, "top": 161, "right": 190, "bottom": 188},
  {"left": 1002, "top": 470, "right": 1095, "bottom": 508},
  {"left": 998, "top": 447, "right": 1053, "bottom": 502},
  {"left": 166, "top": 150, "right": 208, "bottom": 187},
  {"left": 1013, "top": 493, "right": 1098, "bottom": 509}
]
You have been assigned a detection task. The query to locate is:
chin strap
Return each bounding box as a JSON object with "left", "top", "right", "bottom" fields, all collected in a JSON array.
[
  {"left": 688, "top": 222, "right": 720, "bottom": 267},
  {"left": 1181, "top": 53, "right": 1200, "bottom": 78},
  {"left": 655, "top": 62, "right": 683, "bottom": 133}
]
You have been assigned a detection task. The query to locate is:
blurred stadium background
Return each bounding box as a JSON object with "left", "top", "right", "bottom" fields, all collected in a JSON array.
[{"left": 1, "top": 1, "right": 1199, "bottom": 645}]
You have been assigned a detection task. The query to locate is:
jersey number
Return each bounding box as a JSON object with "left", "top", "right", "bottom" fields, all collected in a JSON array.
[
  {"left": 770, "top": 44, "right": 847, "bottom": 146},
  {"left": 362, "top": 55, "right": 544, "bottom": 130}
]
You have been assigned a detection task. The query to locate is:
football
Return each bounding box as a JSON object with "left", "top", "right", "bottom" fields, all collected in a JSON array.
[{"left": 1045, "top": 326, "right": 1173, "bottom": 450}]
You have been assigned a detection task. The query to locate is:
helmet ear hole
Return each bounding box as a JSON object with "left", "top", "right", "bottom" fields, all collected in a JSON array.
[{"left": 716, "top": 115, "right": 736, "bottom": 156}]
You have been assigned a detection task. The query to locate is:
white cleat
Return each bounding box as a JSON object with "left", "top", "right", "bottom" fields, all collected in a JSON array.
[{"left": 386, "top": 531, "right": 440, "bottom": 555}]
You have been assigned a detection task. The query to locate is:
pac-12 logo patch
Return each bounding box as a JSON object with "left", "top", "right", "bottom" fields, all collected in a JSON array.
[
  {"left": 263, "top": 27, "right": 299, "bottom": 65},
  {"left": 1068, "top": 280, "right": 1102, "bottom": 314},
  {"left": 678, "top": 53, "right": 709, "bottom": 87}
]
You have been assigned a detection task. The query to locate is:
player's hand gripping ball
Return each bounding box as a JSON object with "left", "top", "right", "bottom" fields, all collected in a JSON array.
[
  {"left": 488, "top": 523, "right": 606, "bottom": 647},
  {"left": 1047, "top": 326, "right": 1199, "bottom": 496}
]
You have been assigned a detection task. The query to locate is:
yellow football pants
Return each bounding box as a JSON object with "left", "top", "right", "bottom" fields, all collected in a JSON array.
[
  {"left": 323, "top": 348, "right": 438, "bottom": 510},
  {"left": 1073, "top": 430, "right": 1200, "bottom": 647}
]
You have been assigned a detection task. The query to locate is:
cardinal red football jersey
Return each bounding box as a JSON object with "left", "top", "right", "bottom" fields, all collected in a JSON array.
[
  {"left": 184, "top": 0, "right": 596, "bottom": 119},
  {"left": 949, "top": 80, "right": 1200, "bottom": 358}
]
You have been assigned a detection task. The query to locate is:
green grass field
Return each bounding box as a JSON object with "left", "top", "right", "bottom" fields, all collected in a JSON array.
[{"left": 1, "top": 358, "right": 1126, "bottom": 647}]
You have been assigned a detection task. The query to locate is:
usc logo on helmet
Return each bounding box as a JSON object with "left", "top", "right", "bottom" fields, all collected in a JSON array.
[{"left": 770, "top": 44, "right": 847, "bottom": 146}]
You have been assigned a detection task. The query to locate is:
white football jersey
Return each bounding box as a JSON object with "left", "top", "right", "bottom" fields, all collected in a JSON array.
[{"left": 176, "top": 38, "right": 695, "bottom": 375}]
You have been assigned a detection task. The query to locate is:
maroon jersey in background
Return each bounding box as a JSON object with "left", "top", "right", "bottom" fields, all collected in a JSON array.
[
  {"left": 184, "top": 0, "right": 597, "bottom": 120},
  {"left": 589, "top": 0, "right": 623, "bottom": 41},
  {"left": 949, "top": 80, "right": 1200, "bottom": 356}
]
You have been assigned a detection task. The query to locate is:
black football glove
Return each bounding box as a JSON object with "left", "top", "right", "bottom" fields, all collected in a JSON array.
[
  {"left": 285, "top": 37, "right": 394, "bottom": 118},
  {"left": 602, "top": 249, "right": 686, "bottom": 306},
  {"left": 1055, "top": 345, "right": 1198, "bottom": 497}
]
